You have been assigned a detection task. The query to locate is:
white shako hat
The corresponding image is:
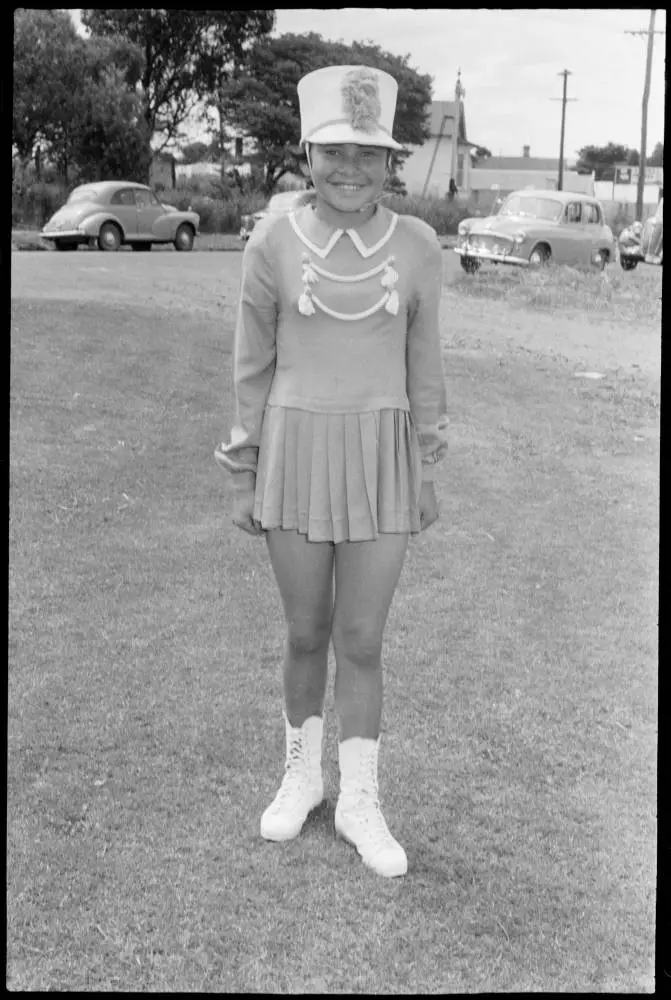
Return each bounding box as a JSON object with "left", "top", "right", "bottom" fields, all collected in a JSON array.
[{"left": 297, "top": 65, "right": 403, "bottom": 151}]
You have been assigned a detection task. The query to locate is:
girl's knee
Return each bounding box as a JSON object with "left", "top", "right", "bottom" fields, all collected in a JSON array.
[
  {"left": 332, "top": 619, "right": 383, "bottom": 667},
  {"left": 286, "top": 617, "right": 331, "bottom": 657}
]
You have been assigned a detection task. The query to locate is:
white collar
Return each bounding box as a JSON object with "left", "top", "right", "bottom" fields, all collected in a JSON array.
[{"left": 288, "top": 211, "right": 399, "bottom": 260}]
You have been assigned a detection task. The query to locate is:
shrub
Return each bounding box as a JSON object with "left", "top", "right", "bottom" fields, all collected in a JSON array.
[
  {"left": 382, "top": 194, "right": 477, "bottom": 235},
  {"left": 13, "top": 182, "right": 68, "bottom": 228}
]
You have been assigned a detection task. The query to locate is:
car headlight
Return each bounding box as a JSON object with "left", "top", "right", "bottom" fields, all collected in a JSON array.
[{"left": 458, "top": 222, "right": 471, "bottom": 236}]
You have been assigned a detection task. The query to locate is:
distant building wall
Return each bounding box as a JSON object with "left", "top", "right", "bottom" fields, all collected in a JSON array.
[{"left": 401, "top": 137, "right": 471, "bottom": 196}]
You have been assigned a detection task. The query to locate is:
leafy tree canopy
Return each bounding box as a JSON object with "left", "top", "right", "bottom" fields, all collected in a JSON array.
[
  {"left": 213, "top": 32, "right": 433, "bottom": 194},
  {"left": 81, "top": 9, "right": 275, "bottom": 150}
]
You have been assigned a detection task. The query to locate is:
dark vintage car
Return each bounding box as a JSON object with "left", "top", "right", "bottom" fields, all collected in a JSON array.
[
  {"left": 618, "top": 198, "right": 663, "bottom": 270},
  {"left": 41, "top": 181, "right": 200, "bottom": 252},
  {"left": 455, "top": 189, "right": 616, "bottom": 272}
]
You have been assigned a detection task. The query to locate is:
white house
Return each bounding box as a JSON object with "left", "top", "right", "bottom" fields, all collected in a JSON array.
[{"left": 400, "top": 71, "right": 477, "bottom": 198}]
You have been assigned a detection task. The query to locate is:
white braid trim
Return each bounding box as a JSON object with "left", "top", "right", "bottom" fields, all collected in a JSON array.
[
  {"left": 309, "top": 292, "right": 394, "bottom": 321},
  {"left": 307, "top": 257, "right": 393, "bottom": 283}
]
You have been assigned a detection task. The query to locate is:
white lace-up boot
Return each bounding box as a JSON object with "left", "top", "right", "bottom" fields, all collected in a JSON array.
[
  {"left": 335, "top": 736, "right": 407, "bottom": 877},
  {"left": 260, "top": 714, "right": 325, "bottom": 841}
]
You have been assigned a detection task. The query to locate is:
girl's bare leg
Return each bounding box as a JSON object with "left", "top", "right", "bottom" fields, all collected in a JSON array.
[
  {"left": 331, "top": 533, "right": 409, "bottom": 741},
  {"left": 265, "top": 528, "right": 335, "bottom": 726}
]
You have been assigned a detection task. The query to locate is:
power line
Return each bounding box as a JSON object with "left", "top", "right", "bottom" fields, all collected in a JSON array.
[{"left": 550, "top": 70, "right": 577, "bottom": 191}]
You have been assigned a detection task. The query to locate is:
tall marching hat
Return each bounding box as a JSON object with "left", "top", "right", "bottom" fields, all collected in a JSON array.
[{"left": 297, "top": 65, "right": 403, "bottom": 151}]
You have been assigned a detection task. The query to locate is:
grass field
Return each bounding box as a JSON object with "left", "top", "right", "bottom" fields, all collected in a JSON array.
[{"left": 9, "top": 248, "right": 659, "bottom": 992}]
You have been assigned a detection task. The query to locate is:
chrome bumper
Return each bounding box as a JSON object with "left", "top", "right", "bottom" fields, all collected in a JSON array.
[
  {"left": 454, "top": 246, "right": 529, "bottom": 266},
  {"left": 41, "top": 229, "right": 86, "bottom": 240}
]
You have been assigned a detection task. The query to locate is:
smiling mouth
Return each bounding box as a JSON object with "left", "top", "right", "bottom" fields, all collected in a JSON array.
[{"left": 332, "top": 183, "right": 365, "bottom": 193}]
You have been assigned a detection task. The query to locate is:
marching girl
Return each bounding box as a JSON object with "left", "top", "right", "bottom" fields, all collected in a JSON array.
[{"left": 216, "top": 65, "right": 448, "bottom": 877}]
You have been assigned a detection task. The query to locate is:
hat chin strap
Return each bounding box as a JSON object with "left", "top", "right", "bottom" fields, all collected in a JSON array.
[{"left": 305, "top": 144, "right": 390, "bottom": 214}]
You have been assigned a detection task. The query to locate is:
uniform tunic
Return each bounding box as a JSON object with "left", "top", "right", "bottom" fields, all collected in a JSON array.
[{"left": 216, "top": 199, "right": 448, "bottom": 543}]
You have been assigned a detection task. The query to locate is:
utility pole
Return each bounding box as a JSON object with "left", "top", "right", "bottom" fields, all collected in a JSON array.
[
  {"left": 626, "top": 10, "right": 665, "bottom": 219},
  {"left": 551, "top": 70, "right": 577, "bottom": 190}
]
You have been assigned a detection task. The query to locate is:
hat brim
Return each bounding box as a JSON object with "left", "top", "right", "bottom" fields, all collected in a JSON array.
[{"left": 303, "top": 123, "right": 403, "bottom": 151}]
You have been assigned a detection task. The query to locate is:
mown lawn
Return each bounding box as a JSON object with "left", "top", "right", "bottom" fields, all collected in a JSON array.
[{"left": 8, "top": 253, "right": 658, "bottom": 992}]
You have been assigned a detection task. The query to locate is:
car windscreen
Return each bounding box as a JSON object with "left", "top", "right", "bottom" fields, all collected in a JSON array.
[
  {"left": 67, "top": 187, "right": 104, "bottom": 205},
  {"left": 499, "top": 195, "right": 563, "bottom": 222}
]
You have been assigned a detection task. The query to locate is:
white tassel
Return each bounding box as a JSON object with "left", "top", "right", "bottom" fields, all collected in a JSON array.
[
  {"left": 385, "top": 289, "right": 399, "bottom": 315},
  {"left": 381, "top": 264, "right": 399, "bottom": 288},
  {"left": 298, "top": 290, "right": 315, "bottom": 316},
  {"left": 302, "top": 263, "right": 319, "bottom": 285}
]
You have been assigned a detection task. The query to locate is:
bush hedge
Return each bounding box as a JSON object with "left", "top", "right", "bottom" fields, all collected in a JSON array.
[
  {"left": 12, "top": 178, "right": 477, "bottom": 236},
  {"left": 12, "top": 178, "right": 652, "bottom": 237}
]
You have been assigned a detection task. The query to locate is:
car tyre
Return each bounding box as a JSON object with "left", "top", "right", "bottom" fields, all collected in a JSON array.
[
  {"left": 174, "top": 224, "right": 195, "bottom": 252},
  {"left": 528, "top": 244, "right": 551, "bottom": 267},
  {"left": 54, "top": 240, "right": 78, "bottom": 251},
  {"left": 460, "top": 256, "right": 481, "bottom": 274},
  {"left": 98, "top": 222, "right": 122, "bottom": 252},
  {"left": 593, "top": 250, "right": 608, "bottom": 272},
  {"left": 130, "top": 242, "right": 152, "bottom": 252},
  {"left": 620, "top": 257, "right": 638, "bottom": 271}
]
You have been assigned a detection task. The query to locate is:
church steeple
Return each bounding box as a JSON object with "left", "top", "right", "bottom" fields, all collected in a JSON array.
[{"left": 455, "top": 68, "right": 465, "bottom": 102}]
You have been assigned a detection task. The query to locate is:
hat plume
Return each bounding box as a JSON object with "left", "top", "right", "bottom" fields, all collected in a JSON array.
[{"left": 341, "top": 68, "right": 382, "bottom": 134}]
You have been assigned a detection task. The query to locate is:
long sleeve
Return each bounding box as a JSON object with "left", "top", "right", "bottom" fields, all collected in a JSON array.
[
  {"left": 214, "top": 229, "right": 278, "bottom": 479},
  {"left": 406, "top": 224, "right": 449, "bottom": 482}
]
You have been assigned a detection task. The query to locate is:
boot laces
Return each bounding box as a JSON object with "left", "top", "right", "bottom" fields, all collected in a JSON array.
[
  {"left": 349, "top": 757, "right": 395, "bottom": 850},
  {"left": 274, "top": 734, "right": 310, "bottom": 805}
]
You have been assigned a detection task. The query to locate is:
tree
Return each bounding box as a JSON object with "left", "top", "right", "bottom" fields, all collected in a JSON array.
[
  {"left": 178, "top": 140, "right": 216, "bottom": 164},
  {"left": 471, "top": 145, "right": 492, "bottom": 165},
  {"left": 575, "top": 142, "right": 634, "bottom": 180},
  {"left": 214, "top": 32, "right": 433, "bottom": 195},
  {"left": 13, "top": 9, "right": 148, "bottom": 181},
  {"left": 12, "top": 9, "right": 81, "bottom": 169},
  {"left": 647, "top": 141, "right": 663, "bottom": 166},
  {"left": 81, "top": 9, "right": 275, "bottom": 150},
  {"left": 70, "top": 65, "right": 152, "bottom": 183}
]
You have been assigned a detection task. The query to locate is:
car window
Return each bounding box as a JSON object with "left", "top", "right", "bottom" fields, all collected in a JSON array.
[
  {"left": 110, "top": 189, "right": 136, "bottom": 207},
  {"left": 565, "top": 202, "right": 584, "bottom": 224},
  {"left": 67, "top": 186, "right": 103, "bottom": 205},
  {"left": 499, "top": 195, "right": 563, "bottom": 221},
  {"left": 582, "top": 203, "right": 601, "bottom": 224},
  {"left": 134, "top": 189, "right": 151, "bottom": 208}
]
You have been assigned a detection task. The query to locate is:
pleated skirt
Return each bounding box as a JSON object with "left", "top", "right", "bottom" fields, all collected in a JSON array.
[{"left": 253, "top": 405, "right": 423, "bottom": 543}]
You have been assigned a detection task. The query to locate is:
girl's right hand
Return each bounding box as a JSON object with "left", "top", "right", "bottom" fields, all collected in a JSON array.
[{"left": 232, "top": 489, "right": 264, "bottom": 536}]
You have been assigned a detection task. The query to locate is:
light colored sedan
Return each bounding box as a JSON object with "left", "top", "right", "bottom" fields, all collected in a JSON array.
[
  {"left": 455, "top": 189, "right": 616, "bottom": 272},
  {"left": 41, "top": 181, "right": 200, "bottom": 252},
  {"left": 239, "top": 190, "right": 309, "bottom": 242}
]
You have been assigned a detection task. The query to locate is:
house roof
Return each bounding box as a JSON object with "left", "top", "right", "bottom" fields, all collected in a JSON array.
[{"left": 480, "top": 156, "right": 565, "bottom": 171}]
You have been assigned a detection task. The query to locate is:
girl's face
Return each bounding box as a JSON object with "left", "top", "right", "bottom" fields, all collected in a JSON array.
[{"left": 308, "top": 143, "right": 389, "bottom": 216}]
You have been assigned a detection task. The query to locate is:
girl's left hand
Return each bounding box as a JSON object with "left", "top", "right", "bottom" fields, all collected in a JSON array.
[{"left": 418, "top": 481, "right": 439, "bottom": 531}]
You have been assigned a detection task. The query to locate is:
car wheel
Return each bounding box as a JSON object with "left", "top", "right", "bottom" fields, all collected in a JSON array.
[
  {"left": 593, "top": 250, "right": 608, "bottom": 271},
  {"left": 620, "top": 257, "right": 638, "bottom": 271},
  {"left": 460, "top": 256, "right": 481, "bottom": 274},
  {"left": 130, "top": 242, "right": 152, "bottom": 252},
  {"left": 528, "top": 244, "right": 551, "bottom": 267},
  {"left": 54, "top": 240, "right": 78, "bottom": 251},
  {"left": 98, "top": 223, "right": 122, "bottom": 252},
  {"left": 174, "top": 224, "right": 195, "bottom": 252}
]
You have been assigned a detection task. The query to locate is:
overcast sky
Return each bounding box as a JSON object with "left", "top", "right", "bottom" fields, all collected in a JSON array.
[{"left": 71, "top": 8, "right": 666, "bottom": 159}]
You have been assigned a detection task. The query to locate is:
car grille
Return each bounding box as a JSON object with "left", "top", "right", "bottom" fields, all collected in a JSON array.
[{"left": 466, "top": 234, "right": 514, "bottom": 254}]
